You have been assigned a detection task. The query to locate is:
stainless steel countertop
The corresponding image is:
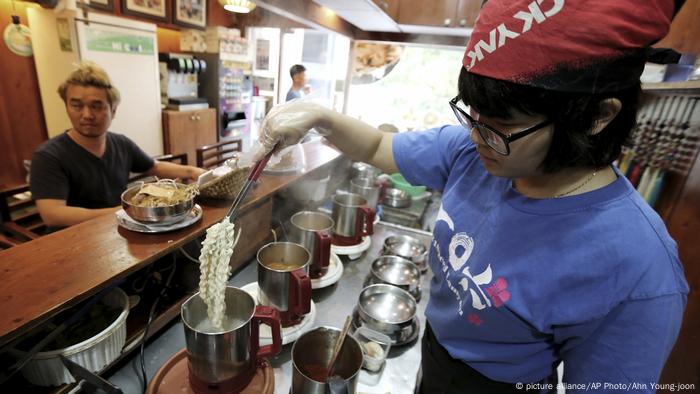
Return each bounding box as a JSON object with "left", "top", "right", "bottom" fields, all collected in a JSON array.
[{"left": 108, "top": 221, "right": 434, "bottom": 394}]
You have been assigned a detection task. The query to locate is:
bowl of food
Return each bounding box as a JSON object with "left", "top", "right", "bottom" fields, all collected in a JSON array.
[
  {"left": 121, "top": 179, "right": 198, "bottom": 225},
  {"left": 357, "top": 284, "right": 416, "bottom": 335}
]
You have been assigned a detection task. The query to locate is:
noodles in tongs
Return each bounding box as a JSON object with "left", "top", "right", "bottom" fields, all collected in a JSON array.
[{"left": 198, "top": 147, "right": 278, "bottom": 329}]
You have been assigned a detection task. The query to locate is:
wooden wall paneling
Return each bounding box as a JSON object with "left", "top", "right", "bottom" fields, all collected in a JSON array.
[
  {"left": 207, "top": 0, "right": 238, "bottom": 27},
  {"left": 396, "top": 0, "right": 459, "bottom": 27},
  {"left": 660, "top": 141, "right": 700, "bottom": 386},
  {"left": 455, "top": 0, "right": 481, "bottom": 28},
  {"left": 0, "top": 0, "right": 49, "bottom": 186},
  {"left": 372, "top": 0, "right": 399, "bottom": 21},
  {"left": 656, "top": 0, "right": 700, "bottom": 56},
  {"left": 250, "top": 0, "right": 358, "bottom": 37},
  {"left": 156, "top": 27, "right": 182, "bottom": 52}
]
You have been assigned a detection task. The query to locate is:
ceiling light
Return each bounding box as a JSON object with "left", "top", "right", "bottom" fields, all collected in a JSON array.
[{"left": 219, "top": 0, "right": 257, "bottom": 13}]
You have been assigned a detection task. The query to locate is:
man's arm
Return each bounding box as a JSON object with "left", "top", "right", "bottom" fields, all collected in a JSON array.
[
  {"left": 145, "top": 161, "right": 205, "bottom": 181},
  {"left": 36, "top": 199, "right": 119, "bottom": 228}
]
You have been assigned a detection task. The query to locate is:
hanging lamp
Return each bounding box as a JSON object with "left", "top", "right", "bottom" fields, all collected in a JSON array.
[{"left": 218, "top": 0, "right": 257, "bottom": 13}]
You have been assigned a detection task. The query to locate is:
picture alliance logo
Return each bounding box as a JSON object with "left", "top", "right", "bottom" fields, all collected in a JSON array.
[{"left": 516, "top": 382, "right": 696, "bottom": 392}]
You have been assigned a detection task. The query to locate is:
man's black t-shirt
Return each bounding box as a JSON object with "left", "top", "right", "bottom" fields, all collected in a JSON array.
[{"left": 30, "top": 132, "right": 155, "bottom": 209}]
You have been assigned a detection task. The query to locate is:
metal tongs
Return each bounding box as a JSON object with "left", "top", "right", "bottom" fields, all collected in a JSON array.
[{"left": 225, "top": 146, "right": 278, "bottom": 222}]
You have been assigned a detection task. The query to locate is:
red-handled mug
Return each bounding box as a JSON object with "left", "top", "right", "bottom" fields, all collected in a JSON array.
[
  {"left": 290, "top": 211, "right": 334, "bottom": 279},
  {"left": 249, "top": 305, "right": 282, "bottom": 359},
  {"left": 257, "top": 242, "right": 313, "bottom": 328},
  {"left": 332, "top": 193, "right": 373, "bottom": 245},
  {"left": 182, "top": 286, "right": 278, "bottom": 387},
  {"left": 287, "top": 269, "right": 312, "bottom": 325},
  {"left": 313, "top": 230, "right": 332, "bottom": 277}
]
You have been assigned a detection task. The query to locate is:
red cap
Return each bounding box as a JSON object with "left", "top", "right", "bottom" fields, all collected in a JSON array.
[{"left": 463, "top": 0, "right": 676, "bottom": 92}]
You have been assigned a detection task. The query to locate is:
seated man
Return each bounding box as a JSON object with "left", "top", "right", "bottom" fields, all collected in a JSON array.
[{"left": 30, "top": 62, "right": 205, "bottom": 228}]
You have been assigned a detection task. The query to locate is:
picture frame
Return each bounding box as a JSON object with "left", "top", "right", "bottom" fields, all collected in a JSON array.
[
  {"left": 86, "top": 0, "right": 115, "bottom": 12},
  {"left": 121, "top": 0, "right": 169, "bottom": 22},
  {"left": 173, "top": 0, "right": 207, "bottom": 30}
]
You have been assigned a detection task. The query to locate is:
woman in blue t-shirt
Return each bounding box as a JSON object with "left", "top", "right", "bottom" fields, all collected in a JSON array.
[{"left": 255, "top": 1, "right": 689, "bottom": 392}]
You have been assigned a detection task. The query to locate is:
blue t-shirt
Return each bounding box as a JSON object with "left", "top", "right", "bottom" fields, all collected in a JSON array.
[{"left": 393, "top": 125, "right": 688, "bottom": 390}]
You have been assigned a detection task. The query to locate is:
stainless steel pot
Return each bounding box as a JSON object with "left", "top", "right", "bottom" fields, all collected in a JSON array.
[
  {"left": 120, "top": 183, "right": 194, "bottom": 224},
  {"left": 364, "top": 256, "right": 421, "bottom": 301},
  {"left": 351, "top": 162, "right": 381, "bottom": 180},
  {"left": 382, "top": 188, "right": 411, "bottom": 208},
  {"left": 382, "top": 235, "right": 428, "bottom": 272},
  {"left": 290, "top": 211, "right": 333, "bottom": 279},
  {"left": 356, "top": 284, "right": 416, "bottom": 334},
  {"left": 181, "top": 286, "right": 282, "bottom": 384},
  {"left": 331, "top": 193, "right": 374, "bottom": 242},
  {"left": 350, "top": 177, "right": 380, "bottom": 210},
  {"left": 291, "top": 326, "right": 363, "bottom": 394},
  {"left": 257, "top": 242, "right": 312, "bottom": 327}
]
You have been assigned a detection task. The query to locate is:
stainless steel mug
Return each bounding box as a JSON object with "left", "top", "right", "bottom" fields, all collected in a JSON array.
[
  {"left": 290, "top": 211, "right": 333, "bottom": 279},
  {"left": 181, "top": 286, "right": 282, "bottom": 389},
  {"left": 351, "top": 162, "right": 381, "bottom": 180},
  {"left": 331, "top": 193, "right": 375, "bottom": 245},
  {"left": 291, "top": 326, "right": 363, "bottom": 394},
  {"left": 257, "top": 242, "right": 312, "bottom": 327},
  {"left": 350, "top": 177, "right": 381, "bottom": 210}
]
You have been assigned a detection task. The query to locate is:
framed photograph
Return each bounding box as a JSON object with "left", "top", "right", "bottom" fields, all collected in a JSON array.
[
  {"left": 121, "top": 0, "right": 169, "bottom": 22},
  {"left": 173, "top": 0, "right": 207, "bottom": 29},
  {"left": 87, "top": 0, "right": 114, "bottom": 12}
]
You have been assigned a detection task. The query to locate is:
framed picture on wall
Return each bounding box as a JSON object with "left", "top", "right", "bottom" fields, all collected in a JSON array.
[
  {"left": 87, "top": 0, "right": 115, "bottom": 12},
  {"left": 173, "top": 0, "right": 207, "bottom": 29},
  {"left": 121, "top": 0, "right": 169, "bottom": 22}
]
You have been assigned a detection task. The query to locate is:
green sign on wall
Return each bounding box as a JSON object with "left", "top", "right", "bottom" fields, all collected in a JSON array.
[{"left": 85, "top": 27, "right": 154, "bottom": 55}]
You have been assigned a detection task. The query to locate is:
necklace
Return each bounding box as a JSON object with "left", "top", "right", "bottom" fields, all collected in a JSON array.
[{"left": 552, "top": 170, "right": 597, "bottom": 198}]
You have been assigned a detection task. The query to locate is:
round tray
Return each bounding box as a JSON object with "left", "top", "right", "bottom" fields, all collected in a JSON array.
[
  {"left": 147, "top": 348, "right": 274, "bottom": 394},
  {"left": 331, "top": 236, "right": 371, "bottom": 260},
  {"left": 351, "top": 309, "right": 420, "bottom": 347},
  {"left": 241, "top": 282, "right": 316, "bottom": 346},
  {"left": 311, "top": 253, "right": 343, "bottom": 289}
]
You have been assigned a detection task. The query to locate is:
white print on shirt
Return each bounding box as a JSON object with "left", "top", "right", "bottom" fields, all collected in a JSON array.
[
  {"left": 434, "top": 205, "right": 510, "bottom": 320},
  {"left": 465, "top": 0, "right": 565, "bottom": 69}
]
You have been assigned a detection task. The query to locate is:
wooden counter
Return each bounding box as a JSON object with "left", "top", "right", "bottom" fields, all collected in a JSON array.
[{"left": 0, "top": 141, "right": 341, "bottom": 347}]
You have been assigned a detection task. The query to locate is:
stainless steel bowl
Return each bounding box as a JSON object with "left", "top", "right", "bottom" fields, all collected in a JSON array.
[
  {"left": 364, "top": 256, "right": 421, "bottom": 301},
  {"left": 120, "top": 183, "right": 194, "bottom": 225},
  {"left": 382, "top": 188, "right": 411, "bottom": 208},
  {"left": 357, "top": 284, "right": 416, "bottom": 334},
  {"left": 382, "top": 235, "right": 428, "bottom": 272}
]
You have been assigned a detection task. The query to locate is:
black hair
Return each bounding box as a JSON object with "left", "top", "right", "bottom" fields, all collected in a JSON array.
[
  {"left": 458, "top": 67, "right": 641, "bottom": 173},
  {"left": 290, "top": 64, "right": 306, "bottom": 79}
]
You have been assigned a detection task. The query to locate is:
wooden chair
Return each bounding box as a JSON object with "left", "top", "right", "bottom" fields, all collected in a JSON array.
[
  {"left": 0, "top": 184, "right": 45, "bottom": 248},
  {"left": 196, "top": 140, "right": 243, "bottom": 169},
  {"left": 129, "top": 153, "right": 189, "bottom": 183}
]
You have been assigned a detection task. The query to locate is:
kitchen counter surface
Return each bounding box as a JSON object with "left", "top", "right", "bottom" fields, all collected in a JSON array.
[{"left": 108, "top": 221, "right": 434, "bottom": 394}]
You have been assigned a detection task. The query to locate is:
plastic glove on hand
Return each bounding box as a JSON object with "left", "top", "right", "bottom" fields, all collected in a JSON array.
[{"left": 256, "top": 101, "right": 328, "bottom": 159}]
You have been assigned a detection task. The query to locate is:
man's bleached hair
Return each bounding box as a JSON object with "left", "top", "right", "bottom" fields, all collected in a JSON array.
[{"left": 58, "top": 61, "right": 120, "bottom": 109}]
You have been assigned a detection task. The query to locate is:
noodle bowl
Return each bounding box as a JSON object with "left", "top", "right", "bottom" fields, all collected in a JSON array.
[{"left": 121, "top": 180, "right": 198, "bottom": 224}]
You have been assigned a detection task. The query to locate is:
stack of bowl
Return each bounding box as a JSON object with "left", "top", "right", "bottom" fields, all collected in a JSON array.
[
  {"left": 382, "top": 235, "right": 428, "bottom": 272},
  {"left": 353, "top": 284, "right": 418, "bottom": 346},
  {"left": 364, "top": 256, "right": 421, "bottom": 301}
]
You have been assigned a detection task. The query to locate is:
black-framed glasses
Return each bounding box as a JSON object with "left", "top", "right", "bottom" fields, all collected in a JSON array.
[{"left": 449, "top": 96, "right": 551, "bottom": 156}]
